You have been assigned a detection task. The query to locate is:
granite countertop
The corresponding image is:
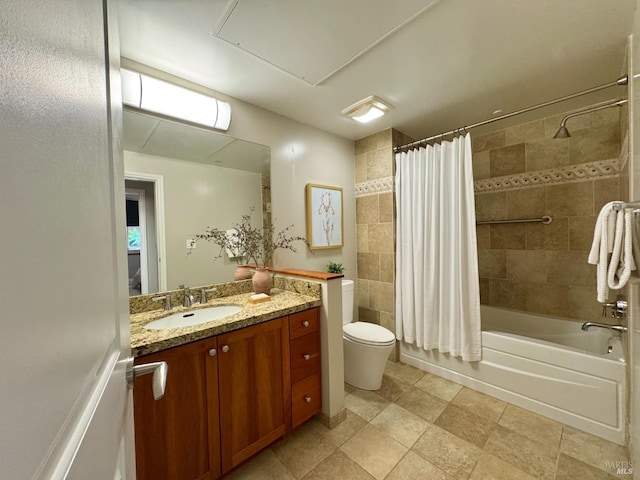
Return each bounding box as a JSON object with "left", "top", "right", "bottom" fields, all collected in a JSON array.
[{"left": 131, "top": 288, "right": 320, "bottom": 357}]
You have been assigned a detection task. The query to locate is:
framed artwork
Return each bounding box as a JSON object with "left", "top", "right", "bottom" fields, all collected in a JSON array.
[{"left": 305, "top": 183, "right": 344, "bottom": 250}]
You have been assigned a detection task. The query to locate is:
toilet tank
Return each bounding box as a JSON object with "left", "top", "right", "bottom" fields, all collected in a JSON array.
[{"left": 342, "top": 279, "right": 354, "bottom": 325}]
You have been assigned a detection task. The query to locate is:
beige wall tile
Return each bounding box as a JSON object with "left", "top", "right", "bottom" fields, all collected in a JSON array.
[
  {"left": 523, "top": 282, "right": 570, "bottom": 317},
  {"left": 505, "top": 120, "right": 545, "bottom": 145},
  {"left": 568, "top": 216, "right": 596, "bottom": 251},
  {"left": 546, "top": 182, "right": 593, "bottom": 217},
  {"left": 366, "top": 148, "right": 392, "bottom": 180},
  {"left": 380, "top": 254, "right": 394, "bottom": 283},
  {"left": 356, "top": 196, "right": 379, "bottom": 224},
  {"left": 355, "top": 153, "right": 367, "bottom": 184},
  {"left": 473, "top": 150, "right": 491, "bottom": 180},
  {"left": 475, "top": 192, "right": 507, "bottom": 222},
  {"left": 490, "top": 224, "right": 526, "bottom": 250},
  {"left": 378, "top": 193, "right": 394, "bottom": 223},
  {"left": 478, "top": 249, "right": 507, "bottom": 279},
  {"left": 506, "top": 250, "right": 546, "bottom": 283},
  {"left": 593, "top": 108, "right": 620, "bottom": 127},
  {"left": 593, "top": 177, "right": 621, "bottom": 213},
  {"left": 473, "top": 131, "right": 506, "bottom": 153},
  {"left": 569, "top": 123, "right": 620, "bottom": 164},
  {"left": 490, "top": 144, "right": 526, "bottom": 177},
  {"left": 369, "top": 223, "right": 394, "bottom": 254},
  {"left": 375, "top": 129, "right": 393, "bottom": 149},
  {"left": 479, "top": 278, "right": 490, "bottom": 304},
  {"left": 379, "top": 311, "right": 395, "bottom": 333},
  {"left": 357, "top": 224, "right": 369, "bottom": 252},
  {"left": 358, "top": 279, "right": 369, "bottom": 308},
  {"left": 358, "top": 306, "right": 380, "bottom": 324},
  {"left": 477, "top": 225, "right": 491, "bottom": 249},
  {"left": 524, "top": 138, "right": 570, "bottom": 171},
  {"left": 355, "top": 133, "right": 378, "bottom": 156},
  {"left": 568, "top": 285, "right": 601, "bottom": 322},
  {"left": 369, "top": 281, "right": 394, "bottom": 314},
  {"left": 489, "top": 279, "right": 525, "bottom": 309},
  {"left": 546, "top": 251, "right": 595, "bottom": 286},
  {"left": 525, "top": 218, "right": 569, "bottom": 251},
  {"left": 357, "top": 252, "right": 380, "bottom": 280},
  {"left": 507, "top": 187, "right": 546, "bottom": 218}
]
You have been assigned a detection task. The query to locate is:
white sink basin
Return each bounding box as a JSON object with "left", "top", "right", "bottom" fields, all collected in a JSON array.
[{"left": 144, "top": 305, "right": 242, "bottom": 330}]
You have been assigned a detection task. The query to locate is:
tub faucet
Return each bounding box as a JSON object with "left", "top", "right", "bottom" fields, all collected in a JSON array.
[
  {"left": 180, "top": 285, "right": 195, "bottom": 307},
  {"left": 581, "top": 322, "right": 628, "bottom": 333}
]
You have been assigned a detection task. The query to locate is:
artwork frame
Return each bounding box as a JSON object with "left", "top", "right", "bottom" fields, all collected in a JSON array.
[{"left": 305, "top": 183, "right": 344, "bottom": 250}]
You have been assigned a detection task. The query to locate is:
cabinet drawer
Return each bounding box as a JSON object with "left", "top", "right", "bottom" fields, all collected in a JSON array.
[
  {"left": 289, "top": 309, "right": 319, "bottom": 339},
  {"left": 290, "top": 332, "right": 320, "bottom": 383},
  {"left": 292, "top": 374, "right": 321, "bottom": 428}
]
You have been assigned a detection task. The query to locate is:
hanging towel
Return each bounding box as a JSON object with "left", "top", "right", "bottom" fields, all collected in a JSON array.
[{"left": 588, "top": 201, "right": 637, "bottom": 302}]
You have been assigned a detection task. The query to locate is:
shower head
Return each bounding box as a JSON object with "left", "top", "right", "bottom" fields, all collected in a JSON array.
[
  {"left": 553, "top": 99, "right": 628, "bottom": 140},
  {"left": 553, "top": 125, "right": 571, "bottom": 139}
]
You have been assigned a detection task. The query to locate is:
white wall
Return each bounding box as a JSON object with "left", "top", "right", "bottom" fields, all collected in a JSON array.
[
  {"left": 125, "top": 151, "right": 263, "bottom": 289},
  {"left": 122, "top": 59, "right": 357, "bottom": 280}
]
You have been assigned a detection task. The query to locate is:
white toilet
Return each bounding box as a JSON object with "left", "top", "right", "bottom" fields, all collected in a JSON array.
[{"left": 342, "top": 279, "right": 396, "bottom": 390}]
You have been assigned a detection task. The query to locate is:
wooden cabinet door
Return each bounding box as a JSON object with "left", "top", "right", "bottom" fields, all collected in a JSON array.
[
  {"left": 133, "top": 338, "right": 221, "bottom": 480},
  {"left": 217, "top": 318, "right": 291, "bottom": 473}
]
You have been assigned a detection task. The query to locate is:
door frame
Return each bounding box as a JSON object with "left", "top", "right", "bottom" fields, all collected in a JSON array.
[{"left": 124, "top": 171, "right": 167, "bottom": 292}]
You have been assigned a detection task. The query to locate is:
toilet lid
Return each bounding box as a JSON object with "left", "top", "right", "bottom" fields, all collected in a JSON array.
[{"left": 343, "top": 322, "right": 396, "bottom": 346}]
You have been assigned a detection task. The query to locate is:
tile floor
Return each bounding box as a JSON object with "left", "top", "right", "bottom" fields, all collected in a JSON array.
[{"left": 228, "top": 361, "right": 630, "bottom": 480}]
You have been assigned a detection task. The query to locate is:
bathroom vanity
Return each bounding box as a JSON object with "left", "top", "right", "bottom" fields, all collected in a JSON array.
[{"left": 130, "top": 287, "right": 321, "bottom": 479}]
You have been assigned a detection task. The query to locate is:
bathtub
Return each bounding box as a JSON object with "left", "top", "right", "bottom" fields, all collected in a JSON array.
[{"left": 399, "top": 305, "right": 626, "bottom": 445}]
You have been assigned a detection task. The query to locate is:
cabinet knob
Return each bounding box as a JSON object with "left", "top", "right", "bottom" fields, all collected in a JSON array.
[
  {"left": 209, "top": 349, "right": 217, "bottom": 357},
  {"left": 303, "top": 354, "right": 310, "bottom": 361},
  {"left": 304, "top": 396, "right": 312, "bottom": 403},
  {"left": 302, "top": 320, "right": 310, "bottom": 328},
  {"left": 222, "top": 345, "right": 230, "bottom": 353}
]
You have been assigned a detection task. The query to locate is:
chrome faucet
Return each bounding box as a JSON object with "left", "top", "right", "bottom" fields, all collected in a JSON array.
[
  {"left": 200, "top": 287, "right": 218, "bottom": 304},
  {"left": 181, "top": 285, "right": 195, "bottom": 307},
  {"left": 151, "top": 295, "right": 171, "bottom": 311},
  {"left": 581, "top": 322, "right": 628, "bottom": 333}
]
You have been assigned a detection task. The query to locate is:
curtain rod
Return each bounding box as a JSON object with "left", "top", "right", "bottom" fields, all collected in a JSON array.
[{"left": 394, "top": 75, "right": 628, "bottom": 153}]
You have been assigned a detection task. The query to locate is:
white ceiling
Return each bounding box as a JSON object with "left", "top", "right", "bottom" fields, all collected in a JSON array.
[{"left": 117, "top": 0, "right": 635, "bottom": 142}]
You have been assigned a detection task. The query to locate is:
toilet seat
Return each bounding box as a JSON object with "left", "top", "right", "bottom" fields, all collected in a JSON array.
[{"left": 343, "top": 322, "right": 395, "bottom": 347}]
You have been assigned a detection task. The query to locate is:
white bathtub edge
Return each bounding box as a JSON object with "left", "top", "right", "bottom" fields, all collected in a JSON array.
[{"left": 400, "top": 347, "right": 626, "bottom": 446}]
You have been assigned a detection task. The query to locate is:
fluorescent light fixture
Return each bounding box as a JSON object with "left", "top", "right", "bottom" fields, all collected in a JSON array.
[
  {"left": 341, "top": 95, "right": 392, "bottom": 123},
  {"left": 120, "top": 68, "right": 231, "bottom": 131}
]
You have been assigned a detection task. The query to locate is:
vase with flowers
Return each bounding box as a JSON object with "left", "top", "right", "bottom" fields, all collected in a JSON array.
[{"left": 194, "top": 208, "right": 308, "bottom": 294}]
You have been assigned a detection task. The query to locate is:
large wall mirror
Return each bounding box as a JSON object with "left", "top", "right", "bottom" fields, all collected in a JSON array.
[{"left": 123, "top": 108, "right": 270, "bottom": 296}]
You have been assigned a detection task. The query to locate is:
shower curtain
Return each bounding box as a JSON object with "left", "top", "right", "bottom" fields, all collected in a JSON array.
[{"left": 395, "top": 133, "right": 481, "bottom": 361}]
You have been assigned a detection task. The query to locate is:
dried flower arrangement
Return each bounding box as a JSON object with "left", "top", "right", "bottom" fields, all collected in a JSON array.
[{"left": 193, "top": 208, "right": 308, "bottom": 269}]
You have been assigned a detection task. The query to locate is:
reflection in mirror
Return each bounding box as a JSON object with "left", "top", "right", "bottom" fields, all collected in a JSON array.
[{"left": 123, "top": 108, "right": 270, "bottom": 296}]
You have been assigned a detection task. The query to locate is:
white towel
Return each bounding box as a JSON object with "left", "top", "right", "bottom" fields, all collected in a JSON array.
[{"left": 588, "top": 201, "right": 637, "bottom": 302}]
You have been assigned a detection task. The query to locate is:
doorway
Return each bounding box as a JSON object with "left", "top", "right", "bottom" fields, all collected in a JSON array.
[{"left": 125, "top": 176, "right": 164, "bottom": 294}]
